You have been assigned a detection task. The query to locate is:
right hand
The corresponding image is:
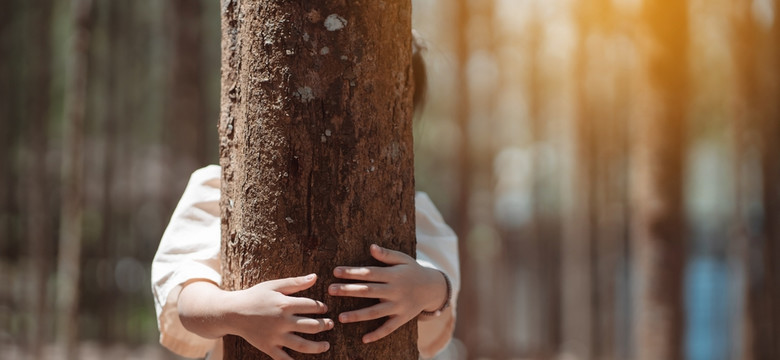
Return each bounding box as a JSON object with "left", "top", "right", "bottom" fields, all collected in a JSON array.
[
  {"left": 178, "top": 274, "right": 333, "bottom": 360},
  {"left": 225, "top": 274, "right": 334, "bottom": 360}
]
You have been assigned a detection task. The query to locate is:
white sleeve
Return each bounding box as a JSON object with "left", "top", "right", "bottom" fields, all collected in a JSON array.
[
  {"left": 414, "top": 192, "right": 460, "bottom": 359},
  {"left": 151, "top": 165, "right": 222, "bottom": 358}
]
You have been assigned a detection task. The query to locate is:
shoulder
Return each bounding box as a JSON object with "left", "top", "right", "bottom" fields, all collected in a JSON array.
[
  {"left": 173, "top": 165, "right": 221, "bottom": 218},
  {"left": 414, "top": 192, "right": 453, "bottom": 237},
  {"left": 414, "top": 192, "right": 442, "bottom": 220},
  {"left": 189, "top": 165, "right": 221, "bottom": 187}
]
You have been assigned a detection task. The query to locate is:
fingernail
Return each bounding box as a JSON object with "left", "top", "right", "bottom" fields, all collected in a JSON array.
[
  {"left": 371, "top": 244, "right": 380, "bottom": 251},
  {"left": 329, "top": 285, "right": 338, "bottom": 294},
  {"left": 306, "top": 273, "right": 316, "bottom": 281},
  {"left": 339, "top": 313, "right": 348, "bottom": 322},
  {"left": 333, "top": 267, "right": 343, "bottom": 276},
  {"left": 363, "top": 336, "right": 372, "bottom": 344},
  {"left": 324, "top": 342, "right": 330, "bottom": 350}
]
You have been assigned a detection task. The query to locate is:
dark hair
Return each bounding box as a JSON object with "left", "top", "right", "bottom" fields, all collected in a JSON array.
[{"left": 412, "top": 31, "right": 428, "bottom": 114}]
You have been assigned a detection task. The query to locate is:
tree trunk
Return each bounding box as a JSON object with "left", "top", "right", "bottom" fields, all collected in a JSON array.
[
  {"left": 96, "top": 0, "right": 120, "bottom": 342},
  {"left": 165, "top": 0, "right": 210, "bottom": 199},
  {"left": 452, "top": 0, "right": 476, "bottom": 356},
  {"left": 630, "top": 2, "right": 688, "bottom": 360},
  {"left": 563, "top": 22, "right": 595, "bottom": 359},
  {"left": 0, "top": 0, "right": 15, "bottom": 260},
  {"left": 759, "top": 83, "right": 780, "bottom": 360},
  {"left": 218, "top": 1, "right": 417, "bottom": 359},
  {"left": 758, "top": 7, "right": 780, "bottom": 356},
  {"left": 55, "top": 0, "right": 92, "bottom": 358},
  {"left": 731, "top": 2, "right": 763, "bottom": 359},
  {"left": 23, "top": 1, "right": 53, "bottom": 356}
]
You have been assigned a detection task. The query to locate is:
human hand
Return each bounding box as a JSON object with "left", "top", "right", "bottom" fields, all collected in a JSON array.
[
  {"left": 328, "top": 244, "right": 448, "bottom": 344},
  {"left": 227, "top": 274, "right": 334, "bottom": 359},
  {"left": 178, "top": 274, "right": 333, "bottom": 360}
]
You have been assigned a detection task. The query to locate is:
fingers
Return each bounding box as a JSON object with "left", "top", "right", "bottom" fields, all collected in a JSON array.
[
  {"left": 266, "top": 347, "right": 294, "bottom": 360},
  {"left": 337, "top": 301, "right": 395, "bottom": 323},
  {"left": 284, "top": 296, "right": 329, "bottom": 315},
  {"left": 282, "top": 334, "right": 330, "bottom": 355},
  {"left": 370, "top": 244, "right": 412, "bottom": 265},
  {"left": 264, "top": 274, "right": 318, "bottom": 295},
  {"left": 328, "top": 283, "right": 391, "bottom": 299},
  {"left": 362, "top": 316, "right": 406, "bottom": 344},
  {"left": 292, "top": 317, "right": 334, "bottom": 334},
  {"left": 333, "top": 266, "right": 389, "bottom": 282}
]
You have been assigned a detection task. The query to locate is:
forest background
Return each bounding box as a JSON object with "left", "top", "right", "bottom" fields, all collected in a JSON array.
[{"left": 1, "top": 0, "right": 778, "bottom": 359}]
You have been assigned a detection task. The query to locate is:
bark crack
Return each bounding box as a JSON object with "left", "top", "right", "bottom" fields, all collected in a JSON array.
[{"left": 306, "top": 160, "right": 315, "bottom": 253}]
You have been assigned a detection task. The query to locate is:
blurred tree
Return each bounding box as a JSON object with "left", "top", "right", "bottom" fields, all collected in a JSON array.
[
  {"left": 164, "top": 0, "right": 210, "bottom": 202},
  {"left": 0, "top": 0, "right": 25, "bottom": 263},
  {"left": 569, "top": 1, "right": 632, "bottom": 359},
  {"left": 91, "top": 0, "right": 120, "bottom": 342},
  {"left": 526, "top": 3, "right": 556, "bottom": 357},
  {"left": 731, "top": 2, "right": 764, "bottom": 359},
  {"left": 55, "top": 0, "right": 93, "bottom": 358},
  {"left": 218, "top": 1, "right": 417, "bottom": 358},
  {"left": 453, "top": 0, "right": 477, "bottom": 357},
  {"left": 731, "top": 1, "right": 780, "bottom": 359},
  {"left": 0, "top": 0, "right": 14, "bottom": 260},
  {"left": 565, "top": 1, "right": 613, "bottom": 358},
  {"left": 630, "top": 0, "right": 688, "bottom": 359},
  {"left": 23, "top": 0, "right": 54, "bottom": 357},
  {"left": 761, "top": 3, "right": 780, "bottom": 356}
]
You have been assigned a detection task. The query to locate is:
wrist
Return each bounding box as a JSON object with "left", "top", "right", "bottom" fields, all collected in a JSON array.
[
  {"left": 421, "top": 268, "right": 451, "bottom": 315},
  {"left": 178, "top": 281, "right": 234, "bottom": 338}
]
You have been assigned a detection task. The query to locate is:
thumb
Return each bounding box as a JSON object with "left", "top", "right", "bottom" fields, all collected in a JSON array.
[
  {"left": 262, "top": 273, "right": 317, "bottom": 295},
  {"left": 370, "top": 244, "right": 412, "bottom": 265}
]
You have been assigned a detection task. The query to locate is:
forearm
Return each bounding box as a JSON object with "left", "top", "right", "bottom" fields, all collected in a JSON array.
[{"left": 177, "top": 280, "right": 234, "bottom": 339}]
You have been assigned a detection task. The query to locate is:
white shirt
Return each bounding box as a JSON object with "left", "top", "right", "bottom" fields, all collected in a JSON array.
[{"left": 151, "top": 165, "right": 460, "bottom": 359}]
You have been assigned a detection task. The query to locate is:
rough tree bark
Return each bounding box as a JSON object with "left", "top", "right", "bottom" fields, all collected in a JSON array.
[
  {"left": 218, "top": 1, "right": 417, "bottom": 359},
  {"left": 630, "top": 1, "right": 688, "bottom": 360},
  {"left": 55, "top": 0, "right": 92, "bottom": 358}
]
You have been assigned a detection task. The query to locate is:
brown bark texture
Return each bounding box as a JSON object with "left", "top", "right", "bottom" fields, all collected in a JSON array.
[
  {"left": 630, "top": 1, "right": 688, "bottom": 360},
  {"left": 218, "top": 1, "right": 417, "bottom": 359}
]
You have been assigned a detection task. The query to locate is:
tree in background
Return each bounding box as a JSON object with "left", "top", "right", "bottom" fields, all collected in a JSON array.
[
  {"left": 218, "top": 0, "right": 417, "bottom": 358},
  {"left": 730, "top": 1, "right": 777, "bottom": 359},
  {"left": 630, "top": 0, "right": 688, "bottom": 359},
  {"left": 55, "top": 0, "right": 92, "bottom": 358},
  {"left": 568, "top": 0, "right": 632, "bottom": 358},
  {"left": 23, "top": 1, "right": 54, "bottom": 358},
  {"left": 164, "top": 0, "right": 211, "bottom": 198},
  {"left": 760, "top": 1, "right": 780, "bottom": 356},
  {"left": 453, "top": 0, "right": 476, "bottom": 355}
]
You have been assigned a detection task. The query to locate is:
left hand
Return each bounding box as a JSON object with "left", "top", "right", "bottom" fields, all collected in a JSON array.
[{"left": 328, "top": 244, "right": 447, "bottom": 344}]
